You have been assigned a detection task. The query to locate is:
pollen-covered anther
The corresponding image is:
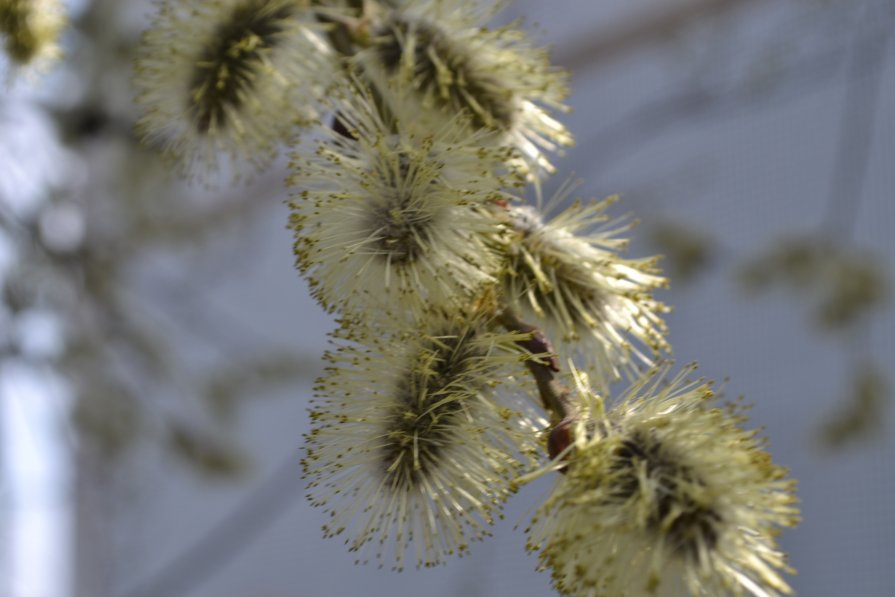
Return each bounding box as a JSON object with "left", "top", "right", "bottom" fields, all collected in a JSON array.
[
  {"left": 378, "top": 331, "right": 483, "bottom": 487},
  {"left": 303, "top": 316, "right": 543, "bottom": 570},
  {"left": 502, "top": 194, "right": 670, "bottom": 388},
  {"left": 289, "top": 87, "right": 518, "bottom": 320},
  {"left": 609, "top": 431, "right": 723, "bottom": 560},
  {"left": 134, "top": 0, "right": 333, "bottom": 179},
  {"left": 527, "top": 364, "right": 800, "bottom": 597},
  {"left": 361, "top": 0, "right": 572, "bottom": 176},
  {"left": 188, "top": 3, "right": 296, "bottom": 133},
  {"left": 364, "top": 153, "right": 435, "bottom": 265},
  {"left": 376, "top": 18, "right": 517, "bottom": 132}
]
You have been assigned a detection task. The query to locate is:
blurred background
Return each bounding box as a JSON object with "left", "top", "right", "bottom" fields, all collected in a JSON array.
[{"left": 1, "top": 0, "right": 893, "bottom": 595}]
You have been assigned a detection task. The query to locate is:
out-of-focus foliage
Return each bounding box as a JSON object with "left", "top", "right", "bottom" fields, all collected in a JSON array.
[
  {"left": 740, "top": 237, "right": 888, "bottom": 331},
  {"left": 203, "top": 354, "right": 321, "bottom": 422},
  {"left": 0, "top": 0, "right": 317, "bottom": 478},
  {"left": 166, "top": 422, "right": 249, "bottom": 479},
  {"left": 0, "top": 0, "right": 64, "bottom": 75},
  {"left": 649, "top": 221, "right": 714, "bottom": 284},
  {"left": 649, "top": 223, "right": 891, "bottom": 450},
  {"left": 819, "top": 363, "right": 888, "bottom": 449},
  {"left": 739, "top": 238, "right": 890, "bottom": 447}
]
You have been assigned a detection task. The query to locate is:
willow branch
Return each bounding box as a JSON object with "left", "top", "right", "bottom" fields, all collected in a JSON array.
[
  {"left": 555, "top": 0, "right": 767, "bottom": 71},
  {"left": 498, "top": 308, "right": 578, "bottom": 461}
]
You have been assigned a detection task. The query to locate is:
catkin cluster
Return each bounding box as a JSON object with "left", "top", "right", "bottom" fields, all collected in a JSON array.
[{"left": 132, "top": 1, "right": 799, "bottom": 594}]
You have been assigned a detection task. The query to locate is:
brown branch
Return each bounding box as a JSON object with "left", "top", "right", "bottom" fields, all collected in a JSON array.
[{"left": 498, "top": 308, "right": 578, "bottom": 462}]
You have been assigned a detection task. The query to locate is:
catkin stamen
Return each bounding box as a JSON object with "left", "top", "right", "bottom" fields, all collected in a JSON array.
[
  {"left": 375, "top": 17, "right": 517, "bottom": 131},
  {"left": 189, "top": 3, "right": 294, "bottom": 133},
  {"left": 380, "top": 330, "right": 482, "bottom": 486},
  {"left": 610, "top": 432, "right": 721, "bottom": 559},
  {"left": 367, "top": 152, "right": 436, "bottom": 264}
]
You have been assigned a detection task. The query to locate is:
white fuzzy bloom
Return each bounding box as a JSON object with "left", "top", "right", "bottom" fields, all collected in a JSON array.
[
  {"left": 527, "top": 364, "right": 800, "bottom": 597},
  {"left": 303, "top": 314, "right": 541, "bottom": 570},
  {"left": 289, "top": 86, "right": 520, "bottom": 320},
  {"left": 134, "top": 0, "right": 334, "bottom": 179},
  {"left": 359, "top": 0, "right": 572, "bottom": 177},
  {"left": 501, "top": 193, "right": 669, "bottom": 390}
]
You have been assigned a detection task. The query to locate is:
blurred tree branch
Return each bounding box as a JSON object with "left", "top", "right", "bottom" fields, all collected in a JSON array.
[
  {"left": 556, "top": 0, "right": 768, "bottom": 71},
  {"left": 822, "top": 31, "right": 889, "bottom": 238},
  {"left": 120, "top": 453, "right": 304, "bottom": 597}
]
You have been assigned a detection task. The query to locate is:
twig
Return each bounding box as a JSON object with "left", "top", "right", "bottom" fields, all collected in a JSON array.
[
  {"left": 497, "top": 308, "right": 578, "bottom": 461},
  {"left": 119, "top": 454, "right": 303, "bottom": 597},
  {"left": 555, "top": 0, "right": 767, "bottom": 72},
  {"left": 821, "top": 32, "right": 890, "bottom": 238}
]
